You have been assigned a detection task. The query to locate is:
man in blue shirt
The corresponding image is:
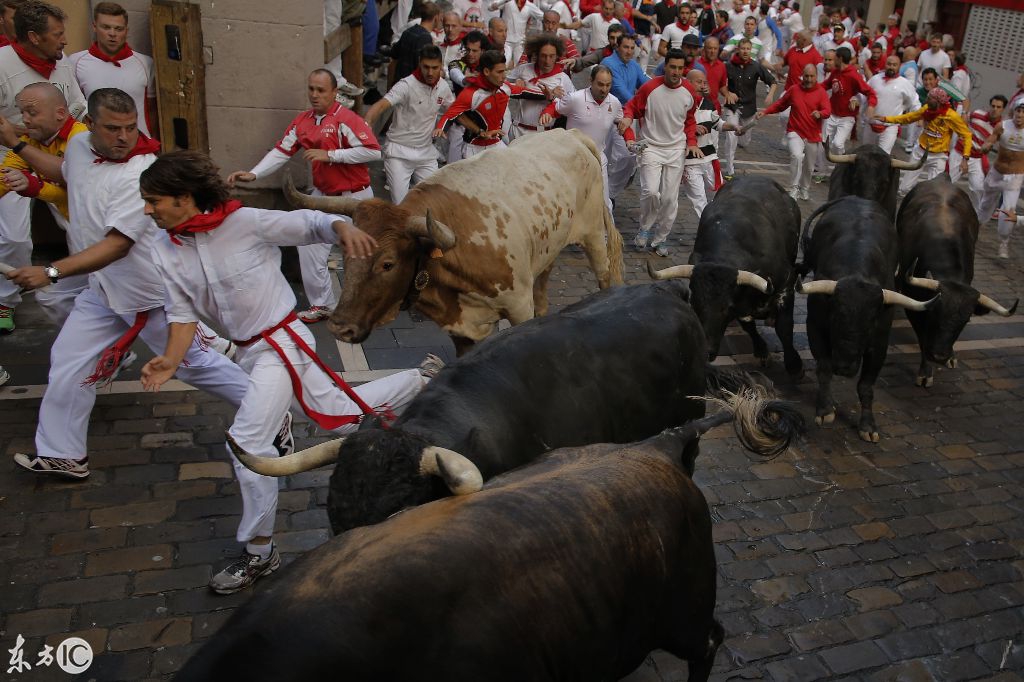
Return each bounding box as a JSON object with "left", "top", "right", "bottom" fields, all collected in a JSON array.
[{"left": 601, "top": 33, "right": 650, "bottom": 105}]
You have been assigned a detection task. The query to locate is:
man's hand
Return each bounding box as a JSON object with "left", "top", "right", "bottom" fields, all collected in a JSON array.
[
  {"left": 849, "top": 98, "right": 860, "bottom": 111},
  {"left": 478, "top": 129, "right": 503, "bottom": 140},
  {"left": 515, "top": 78, "right": 528, "bottom": 88},
  {"left": 432, "top": 128, "right": 447, "bottom": 139},
  {"left": 226, "top": 171, "right": 256, "bottom": 187},
  {"left": 6, "top": 265, "right": 49, "bottom": 290},
  {"left": 687, "top": 145, "right": 705, "bottom": 158},
  {"left": 696, "top": 124, "right": 709, "bottom": 134},
  {"left": 960, "top": 158, "right": 969, "bottom": 175},
  {"left": 336, "top": 221, "right": 378, "bottom": 259},
  {"left": 811, "top": 110, "right": 822, "bottom": 120},
  {"left": 303, "top": 149, "right": 331, "bottom": 163},
  {"left": 538, "top": 112, "right": 555, "bottom": 127},
  {"left": 754, "top": 111, "right": 765, "bottom": 121},
  {"left": 558, "top": 57, "right": 577, "bottom": 69},
  {"left": 544, "top": 85, "right": 565, "bottom": 101},
  {"left": 617, "top": 116, "right": 633, "bottom": 134},
  {"left": 141, "top": 356, "right": 177, "bottom": 392},
  {"left": 1, "top": 167, "right": 28, "bottom": 191},
  {"left": 724, "top": 91, "right": 738, "bottom": 105},
  {"left": 0, "top": 115, "right": 22, "bottom": 148},
  {"left": 997, "top": 208, "right": 1018, "bottom": 223},
  {"left": 865, "top": 105, "right": 875, "bottom": 120}
]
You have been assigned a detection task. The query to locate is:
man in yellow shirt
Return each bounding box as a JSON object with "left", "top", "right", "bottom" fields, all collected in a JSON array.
[{"left": 875, "top": 87, "right": 971, "bottom": 196}]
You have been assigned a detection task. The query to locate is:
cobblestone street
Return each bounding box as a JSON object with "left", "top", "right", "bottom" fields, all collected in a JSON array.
[{"left": 1, "top": 114, "right": 1023, "bottom": 681}]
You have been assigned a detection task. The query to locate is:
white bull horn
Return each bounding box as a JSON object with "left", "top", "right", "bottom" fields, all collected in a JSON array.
[
  {"left": 796, "top": 279, "right": 838, "bottom": 296},
  {"left": 0, "top": 262, "right": 13, "bottom": 275},
  {"left": 736, "top": 270, "right": 771, "bottom": 293},
  {"left": 906, "top": 274, "right": 941, "bottom": 291},
  {"left": 890, "top": 148, "right": 928, "bottom": 171},
  {"left": 419, "top": 446, "right": 483, "bottom": 495},
  {"left": 228, "top": 433, "right": 344, "bottom": 477},
  {"left": 825, "top": 138, "right": 856, "bottom": 164},
  {"left": 647, "top": 262, "right": 694, "bottom": 280},
  {"left": 407, "top": 210, "right": 457, "bottom": 250},
  {"left": 881, "top": 289, "right": 938, "bottom": 311},
  {"left": 977, "top": 293, "right": 1019, "bottom": 317},
  {"left": 283, "top": 172, "right": 364, "bottom": 215}
]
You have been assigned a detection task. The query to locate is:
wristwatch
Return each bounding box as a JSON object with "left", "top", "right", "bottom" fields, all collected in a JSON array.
[{"left": 44, "top": 265, "right": 60, "bottom": 284}]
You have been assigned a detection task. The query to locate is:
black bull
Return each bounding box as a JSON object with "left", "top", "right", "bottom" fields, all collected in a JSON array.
[
  {"left": 233, "top": 282, "right": 803, "bottom": 534},
  {"left": 178, "top": 414, "right": 772, "bottom": 682},
  {"left": 896, "top": 177, "right": 1017, "bottom": 387},
  {"left": 648, "top": 176, "right": 803, "bottom": 376},
  {"left": 827, "top": 142, "right": 925, "bottom": 218}
]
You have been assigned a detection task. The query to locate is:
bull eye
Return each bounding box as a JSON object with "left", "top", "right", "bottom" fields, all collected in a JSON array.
[{"left": 381, "top": 261, "right": 395, "bottom": 272}]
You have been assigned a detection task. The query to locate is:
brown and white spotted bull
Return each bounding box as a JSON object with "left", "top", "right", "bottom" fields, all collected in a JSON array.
[{"left": 286, "top": 128, "right": 624, "bottom": 353}]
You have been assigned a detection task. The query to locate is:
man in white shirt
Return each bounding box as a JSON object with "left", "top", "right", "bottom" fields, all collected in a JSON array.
[
  {"left": 659, "top": 2, "right": 700, "bottom": 57},
  {"left": 139, "top": 150, "right": 435, "bottom": 594},
  {"left": 6, "top": 89, "right": 251, "bottom": 482},
  {"left": 69, "top": 2, "right": 157, "bottom": 138},
  {"left": 821, "top": 23, "right": 854, "bottom": 55},
  {"left": 489, "top": 0, "right": 543, "bottom": 64},
  {"left": 0, "top": 0, "right": 85, "bottom": 333},
  {"left": 487, "top": 17, "right": 514, "bottom": 64},
  {"left": 917, "top": 33, "right": 951, "bottom": 81},
  {"left": 453, "top": 0, "right": 494, "bottom": 30},
  {"left": 507, "top": 34, "right": 574, "bottom": 138},
  {"left": 864, "top": 54, "right": 918, "bottom": 153},
  {"left": 571, "top": 0, "right": 620, "bottom": 54},
  {"left": 727, "top": 0, "right": 753, "bottom": 36},
  {"left": 364, "top": 46, "right": 454, "bottom": 203}
]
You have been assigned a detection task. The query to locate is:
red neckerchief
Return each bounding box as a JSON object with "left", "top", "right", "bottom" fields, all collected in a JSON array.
[
  {"left": 730, "top": 53, "right": 751, "bottom": 66},
  {"left": 83, "top": 311, "right": 150, "bottom": 386},
  {"left": 91, "top": 133, "right": 161, "bottom": 164},
  {"left": 411, "top": 68, "right": 438, "bottom": 87},
  {"left": 529, "top": 63, "right": 564, "bottom": 83},
  {"left": 168, "top": 199, "right": 243, "bottom": 244},
  {"left": 466, "top": 75, "right": 499, "bottom": 91},
  {"left": 602, "top": 45, "right": 614, "bottom": 58},
  {"left": 675, "top": 20, "right": 691, "bottom": 31},
  {"left": 48, "top": 116, "right": 76, "bottom": 144},
  {"left": 955, "top": 65, "right": 968, "bottom": 73},
  {"left": 0, "top": 36, "right": 9, "bottom": 48},
  {"left": 87, "top": 41, "right": 134, "bottom": 66},
  {"left": 867, "top": 57, "right": 883, "bottom": 73},
  {"left": 600, "top": 11, "right": 613, "bottom": 20},
  {"left": 516, "top": 0, "right": 527, "bottom": 9},
  {"left": 922, "top": 103, "right": 950, "bottom": 121},
  {"left": 882, "top": 71, "right": 899, "bottom": 81},
  {"left": 441, "top": 32, "right": 466, "bottom": 47},
  {"left": 12, "top": 41, "right": 55, "bottom": 79},
  {"left": 711, "top": 24, "right": 729, "bottom": 38}
]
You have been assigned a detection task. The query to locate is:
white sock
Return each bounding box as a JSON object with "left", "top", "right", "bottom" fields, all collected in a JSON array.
[{"left": 246, "top": 541, "right": 272, "bottom": 559}]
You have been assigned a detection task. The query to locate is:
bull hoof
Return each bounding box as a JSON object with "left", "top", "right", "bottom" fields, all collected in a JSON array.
[
  {"left": 946, "top": 357, "right": 958, "bottom": 369},
  {"left": 858, "top": 429, "right": 880, "bottom": 443},
  {"left": 815, "top": 411, "right": 836, "bottom": 426},
  {"left": 915, "top": 375, "right": 934, "bottom": 388}
]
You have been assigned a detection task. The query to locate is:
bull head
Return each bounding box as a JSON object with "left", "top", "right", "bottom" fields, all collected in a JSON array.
[
  {"left": 228, "top": 433, "right": 343, "bottom": 476},
  {"left": 283, "top": 172, "right": 364, "bottom": 215},
  {"left": 419, "top": 446, "right": 483, "bottom": 495},
  {"left": 648, "top": 262, "right": 772, "bottom": 293},
  {"left": 824, "top": 138, "right": 927, "bottom": 171},
  {"left": 796, "top": 279, "right": 939, "bottom": 311},
  {"left": 407, "top": 210, "right": 457, "bottom": 251},
  {"left": 907, "top": 273, "right": 1018, "bottom": 317}
]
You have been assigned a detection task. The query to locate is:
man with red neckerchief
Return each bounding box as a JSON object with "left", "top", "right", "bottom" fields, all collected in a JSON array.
[
  {"left": 70, "top": 2, "right": 158, "bottom": 139},
  {"left": 0, "top": 0, "right": 85, "bottom": 334},
  {"left": 439, "top": 11, "right": 467, "bottom": 73},
  {"left": 507, "top": 33, "right": 574, "bottom": 139},
  {"left": 822, "top": 46, "right": 876, "bottom": 155},
  {"left": 6, "top": 88, "right": 252, "bottom": 485},
  {"left": 0, "top": 1, "right": 19, "bottom": 49},
  {"left": 138, "top": 150, "right": 436, "bottom": 595}
]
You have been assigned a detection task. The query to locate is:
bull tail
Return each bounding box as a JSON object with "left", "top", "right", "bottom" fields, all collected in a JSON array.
[
  {"left": 702, "top": 366, "right": 805, "bottom": 457},
  {"left": 604, "top": 207, "right": 624, "bottom": 285}
]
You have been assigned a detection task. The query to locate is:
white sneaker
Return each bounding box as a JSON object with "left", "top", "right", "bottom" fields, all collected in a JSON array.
[
  {"left": 800, "top": 187, "right": 810, "bottom": 201},
  {"left": 298, "top": 306, "right": 331, "bottom": 324},
  {"left": 998, "top": 240, "right": 1010, "bottom": 259},
  {"left": 788, "top": 188, "right": 800, "bottom": 201},
  {"left": 633, "top": 229, "right": 652, "bottom": 249},
  {"left": 338, "top": 80, "right": 365, "bottom": 97}
]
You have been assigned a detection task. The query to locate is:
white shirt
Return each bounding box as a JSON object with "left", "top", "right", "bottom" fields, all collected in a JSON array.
[
  {"left": 70, "top": 49, "right": 156, "bottom": 137},
  {"left": 581, "top": 13, "right": 620, "bottom": 53},
  {"left": 554, "top": 87, "right": 622, "bottom": 154},
  {"left": 628, "top": 77, "right": 697, "bottom": 150},
  {"left": 63, "top": 132, "right": 165, "bottom": 314},
  {"left": 489, "top": 0, "right": 544, "bottom": 44},
  {"left": 822, "top": 38, "right": 854, "bottom": 56},
  {"left": 950, "top": 68, "right": 970, "bottom": 105},
  {"left": 0, "top": 46, "right": 86, "bottom": 127},
  {"left": 866, "top": 73, "right": 918, "bottom": 121},
  {"left": 453, "top": 0, "right": 496, "bottom": 25},
  {"left": 549, "top": 0, "right": 576, "bottom": 38},
  {"left": 727, "top": 8, "right": 754, "bottom": 36},
  {"left": 382, "top": 74, "right": 455, "bottom": 152},
  {"left": 917, "top": 48, "right": 951, "bottom": 81},
  {"left": 154, "top": 208, "right": 342, "bottom": 339},
  {"left": 660, "top": 22, "right": 701, "bottom": 51},
  {"left": 508, "top": 62, "right": 575, "bottom": 128}
]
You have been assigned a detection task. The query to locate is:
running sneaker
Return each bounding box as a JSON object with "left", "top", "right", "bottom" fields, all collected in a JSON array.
[
  {"left": 0, "top": 305, "right": 13, "bottom": 334},
  {"left": 209, "top": 544, "right": 281, "bottom": 594},
  {"left": 298, "top": 306, "right": 331, "bottom": 324},
  {"left": 799, "top": 187, "right": 810, "bottom": 201},
  {"left": 998, "top": 240, "right": 1010, "bottom": 259},
  {"left": 0, "top": 365, "right": 8, "bottom": 387},
  {"left": 418, "top": 353, "right": 446, "bottom": 379},
  {"left": 788, "top": 188, "right": 801, "bottom": 201},
  {"left": 272, "top": 412, "right": 295, "bottom": 457},
  {"left": 13, "top": 453, "right": 90, "bottom": 479},
  {"left": 633, "top": 229, "right": 651, "bottom": 250},
  {"left": 652, "top": 242, "right": 670, "bottom": 258}
]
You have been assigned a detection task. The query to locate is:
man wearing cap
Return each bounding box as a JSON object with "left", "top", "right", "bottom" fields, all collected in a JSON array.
[
  {"left": 822, "top": 22, "right": 854, "bottom": 56},
  {"left": 875, "top": 86, "right": 971, "bottom": 195}
]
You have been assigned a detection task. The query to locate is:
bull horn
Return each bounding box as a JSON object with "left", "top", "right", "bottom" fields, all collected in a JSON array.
[
  {"left": 825, "top": 138, "right": 856, "bottom": 164},
  {"left": 736, "top": 270, "right": 771, "bottom": 293},
  {"left": 796, "top": 279, "right": 838, "bottom": 296},
  {"left": 907, "top": 274, "right": 941, "bottom": 291},
  {"left": 419, "top": 446, "right": 483, "bottom": 495},
  {"left": 881, "top": 288, "right": 938, "bottom": 311},
  {"left": 407, "top": 210, "right": 457, "bottom": 250},
  {"left": 977, "top": 293, "right": 1019, "bottom": 317},
  {"left": 647, "top": 262, "right": 694, "bottom": 280},
  {"left": 228, "top": 432, "right": 344, "bottom": 477},
  {"left": 283, "top": 172, "right": 364, "bottom": 215},
  {"left": 890, "top": 148, "right": 928, "bottom": 171}
]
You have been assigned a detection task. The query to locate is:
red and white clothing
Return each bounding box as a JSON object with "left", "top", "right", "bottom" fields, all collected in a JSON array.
[
  {"left": 440, "top": 35, "right": 467, "bottom": 74},
  {"left": 782, "top": 44, "right": 822, "bottom": 91},
  {"left": 916, "top": 48, "right": 951, "bottom": 83},
  {"left": 823, "top": 64, "right": 876, "bottom": 153},
  {"left": 381, "top": 72, "right": 455, "bottom": 202},
  {"left": 624, "top": 76, "right": 698, "bottom": 244},
  {"left": 697, "top": 56, "right": 728, "bottom": 104},
  {"left": 247, "top": 102, "right": 381, "bottom": 309},
  {"left": 70, "top": 45, "right": 156, "bottom": 137},
  {"left": 437, "top": 77, "right": 526, "bottom": 157},
  {"left": 727, "top": 7, "right": 754, "bottom": 35},
  {"left": 978, "top": 118, "right": 1024, "bottom": 238},
  {"left": 579, "top": 12, "right": 620, "bottom": 53},
  {"left": 864, "top": 71, "right": 917, "bottom": 153},
  {"left": 660, "top": 20, "right": 700, "bottom": 51},
  {"left": 950, "top": 109, "right": 998, "bottom": 215},
  {"left": 35, "top": 133, "right": 248, "bottom": 480},
  {"left": 763, "top": 83, "right": 831, "bottom": 193},
  {"left": 516, "top": 36, "right": 579, "bottom": 64},
  {"left": 548, "top": 0, "right": 578, "bottom": 39},
  {"left": 489, "top": 0, "right": 545, "bottom": 63},
  {"left": 506, "top": 62, "right": 574, "bottom": 136},
  {"left": 682, "top": 96, "right": 725, "bottom": 218}
]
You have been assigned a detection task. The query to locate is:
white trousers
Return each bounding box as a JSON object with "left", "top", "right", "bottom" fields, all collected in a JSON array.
[
  {"left": 36, "top": 287, "right": 250, "bottom": 460},
  {"left": 898, "top": 145, "right": 948, "bottom": 194},
  {"left": 228, "top": 321, "right": 427, "bottom": 541},
  {"left": 639, "top": 147, "right": 686, "bottom": 243},
  {"left": 463, "top": 140, "right": 506, "bottom": 159},
  {"left": 823, "top": 115, "right": 855, "bottom": 153},
  {"left": 861, "top": 124, "right": 899, "bottom": 154},
  {"left": 978, "top": 169, "right": 1024, "bottom": 240},
  {"left": 299, "top": 186, "right": 372, "bottom": 308},
  {"left": 719, "top": 110, "right": 753, "bottom": 175},
  {"left": 948, "top": 150, "right": 987, "bottom": 218},
  {"left": 0, "top": 191, "right": 31, "bottom": 307},
  {"left": 786, "top": 132, "right": 818, "bottom": 192},
  {"left": 605, "top": 128, "right": 634, "bottom": 199},
  {"left": 385, "top": 153, "right": 438, "bottom": 204},
  {"left": 682, "top": 161, "right": 715, "bottom": 219}
]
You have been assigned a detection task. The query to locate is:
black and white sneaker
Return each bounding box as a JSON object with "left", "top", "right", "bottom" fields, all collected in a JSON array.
[
  {"left": 209, "top": 544, "right": 281, "bottom": 594},
  {"left": 13, "top": 453, "right": 90, "bottom": 479},
  {"left": 418, "top": 353, "right": 446, "bottom": 379},
  {"left": 272, "top": 412, "right": 295, "bottom": 457}
]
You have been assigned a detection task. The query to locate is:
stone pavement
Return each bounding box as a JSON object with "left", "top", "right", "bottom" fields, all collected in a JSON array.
[{"left": 2, "top": 114, "right": 1024, "bottom": 681}]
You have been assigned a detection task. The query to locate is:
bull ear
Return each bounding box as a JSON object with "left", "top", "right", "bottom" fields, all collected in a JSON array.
[
  {"left": 359, "top": 415, "right": 384, "bottom": 431},
  {"left": 419, "top": 446, "right": 483, "bottom": 495},
  {"left": 407, "top": 211, "right": 457, "bottom": 251}
]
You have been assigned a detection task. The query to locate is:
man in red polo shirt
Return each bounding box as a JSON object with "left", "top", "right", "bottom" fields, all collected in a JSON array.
[
  {"left": 229, "top": 69, "right": 380, "bottom": 324},
  {"left": 697, "top": 35, "right": 728, "bottom": 104}
]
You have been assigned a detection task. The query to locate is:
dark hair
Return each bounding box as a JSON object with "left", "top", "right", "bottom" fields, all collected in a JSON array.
[
  {"left": 991, "top": 94, "right": 1008, "bottom": 107},
  {"left": 93, "top": 1, "right": 126, "bottom": 20},
  {"left": 140, "top": 151, "right": 232, "bottom": 213},
  {"left": 591, "top": 65, "right": 613, "bottom": 82},
  {"left": 664, "top": 47, "right": 687, "bottom": 64},
  {"left": 921, "top": 66, "right": 938, "bottom": 79},
  {"left": 835, "top": 46, "right": 852, "bottom": 63},
  {"left": 715, "top": 9, "right": 728, "bottom": 22},
  {"left": 87, "top": 87, "right": 135, "bottom": 119},
  {"left": 309, "top": 68, "right": 338, "bottom": 89},
  {"left": 954, "top": 51, "right": 966, "bottom": 67},
  {"left": 617, "top": 32, "right": 636, "bottom": 46},
  {"left": 479, "top": 49, "right": 505, "bottom": 72},
  {"left": 0, "top": 0, "right": 26, "bottom": 12},
  {"left": 524, "top": 33, "right": 564, "bottom": 60},
  {"left": 417, "top": 1, "right": 441, "bottom": 20},
  {"left": 906, "top": 20, "right": 917, "bottom": 32},
  {"left": 607, "top": 23, "right": 624, "bottom": 37},
  {"left": 871, "top": 41, "right": 883, "bottom": 50},
  {"left": 14, "top": 0, "right": 64, "bottom": 41},
  {"left": 419, "top": 44, "right": 443, "bottom": 62},
  {"left": 463, "top": 29, "right": 487, "bottom": 48}
]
